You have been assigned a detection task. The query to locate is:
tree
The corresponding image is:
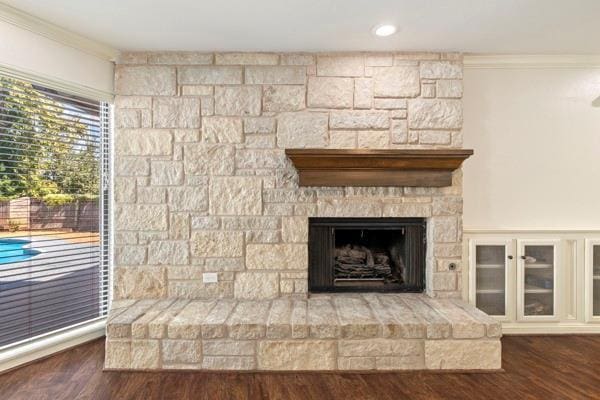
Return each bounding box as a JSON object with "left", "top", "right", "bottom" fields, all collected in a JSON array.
[{"left": 0, "top": 77, "right": 100, "bottom": 200}]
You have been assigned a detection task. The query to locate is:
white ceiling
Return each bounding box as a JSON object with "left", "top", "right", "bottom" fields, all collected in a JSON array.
[{"left": 3, "top": 0, "right": 600, "bottom": 53}]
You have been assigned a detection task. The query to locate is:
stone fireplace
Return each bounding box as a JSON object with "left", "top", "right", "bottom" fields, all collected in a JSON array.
[
  {"left": 106, "top": 51, "right": 502, "bottom": 371},
  {"left": 308, "top": 217, "right": 426, "bottom": 293}
]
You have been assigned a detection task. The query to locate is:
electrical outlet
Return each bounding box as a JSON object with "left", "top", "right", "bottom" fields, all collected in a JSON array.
[{"left": 203, "top": 272, "right": 218, "bottom": 283}]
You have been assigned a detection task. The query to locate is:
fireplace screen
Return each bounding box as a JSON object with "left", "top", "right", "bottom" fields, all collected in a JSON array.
[{"left": 308, "top": 218, "right": 426, "bottom": 293}]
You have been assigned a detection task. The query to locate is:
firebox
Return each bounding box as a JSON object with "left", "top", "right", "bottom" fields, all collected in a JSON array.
[{"left": 308, "top": 218, "right": 426, "bottom": 293}]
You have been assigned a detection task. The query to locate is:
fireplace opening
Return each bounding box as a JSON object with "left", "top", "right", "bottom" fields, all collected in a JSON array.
[{"left": 308, "top": 218, "right": 426, "bottom": 293}]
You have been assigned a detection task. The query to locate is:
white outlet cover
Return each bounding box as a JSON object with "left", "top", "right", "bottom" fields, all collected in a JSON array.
[{"left": 203, "top": 272, "right": 218, "bottom": 283}]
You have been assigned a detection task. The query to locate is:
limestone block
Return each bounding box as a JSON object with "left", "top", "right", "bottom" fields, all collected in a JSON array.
[
  {"left": 131, "top": 340, "right": 160, "bottom": 369},
  {"left": 333, "top": 296, "right": 380, "bottom": 339},
  {"left": 244, "top": 117, "right": 276, "bottom": 134},
  {"left": 281, "top": 54, "right": 315, "bottom": 65},
  {"left": 420, "top": 61, "right": 462, "bottom": 79},
  {"left": 246, "top": 243, "right": 307, "bottom": 270},
  {"left": 277, "top": 112, "right": 328, "bottom": 148},
  {"left": 201, "top": 300, "right": 237, "bottom": 338},
  {"left": 181, "top": 85, "right": 213, "bottom": 96},
  {"left": 419, "top": 131, "right": 452, "bottom": 145},
  {"left": 424, "top": 340, "right": 501, "bottom": 370},
  {"left": 329, "top": 111, "right": 389, "bottom": 129},
  {"left": 115, "top": 246, "right": 145, "bottom": 265},
  {"left": 431, "top": 216, "right": 458, "bottom": 243},
  {"left": 202, "top": 356, "right": 256, "bottom": 370},
  {"left": 263, "top": 85, "right": 306, "bottom": 112},
  {"left": 115, "top": 204, "right": 168, "bottom": 231},
  {"left": 113, "top": 267, "right": 166, "bottom": 299},
  {"left": 115, "top": 66, "right": 176, "bottom": 95},
  {"left": 266, "top": 298, "right": 292, "bottom": 338},
  {"left": 190, "top": 231, "right": 244, "bottom": 257},
  {"left": 150, "top": 161, "right": 184, "bottom": 186},
  {"left": 307, "top": 298, "right": 340, "bottom": 338},
  {"left": 317, "top": 198, "right": 382, "bottom": 218},
  {"left": 115, "top": 96, "right": 152, "bottom": 109},
  {"left": 307, "top": 77, "right": 353, "bottom": 108},
  {"left": 216, "top": 53, "right": 278, "bottom": 65},
  {"left": 236, "top": 149, "right": 287, "bottom": 169},
  {"left": 118, "top": 52, "right": 147, "bottom": 64},
  {"left": 214, "top": 86, "right": 261, "bottom": 116},
  {"left": 169, "top": 213, "right": 190, "bottom": 239},
  {"left": 245, "top": 66, "right": 306, "bottom": 84},
  {"left": 357, "top": 131, "right": 389, "bottom": 149},
  {"left": 338, "top": 357, "right": 376, "bottom": 370},
  {"left": 131, "top": 299, "right": 175, "bottom": 339},
  {"left": 437, "top": 80, "right": 463, "bottom": 98},
  {"left": 281, "top": 216, "right": 308, "bottom": 243},
  {"left": 178, "top": 66, "right": 242, "bottom": 85},
  {"left": 338, "top": 339, "right": 424, "bottom": 365},
  {"left": 115, "top": 177, "right": 136, "bottom": 203},
  {"left": 167, "top": 300, "right": 217, "bottom": 339},
  {"left": 116, "top": 129, "right": 172, "bottom": 156},
  {"left": 147, "top": 299, "right": 190, "bottom": 339},
  {"left": 115, "top": 109, "right": 140, "bottom": 129},
  {"left": 104, "top": 340, "right": 131, "bottom": 369},
  {"left": 149, "top": 52, "right": 213, "bottom": 65},
  {"left": 162, "top": 339, "right": 202, "bottom": 364},
  {"left": 137, "top": 187, "right": 165, "bottom": 204},
  {"left": 226, "top": 301, "right": 270, "bottom": 339},
  {"left": 431, "top": 273, "right": 457, "bottom": 291},
  {"left": 168, "top": 281, "right": 234, "bottom": 299},
  {"left": 366, "top": 54, "right": 393, "bottom": 66},
  {"left": 168, "top": 187, "right": 208, "bottom": 212},
  {"left": 184, "top": 143, "right": 234, "bottom": 176},
  {"left": 115, "top": 157, "right": 150, "bottom": 176},
  {"left": 234, "top": 272, "right": 279, "bottom": 300},
  {"left": 153, "top": 98, "right": 200, "bottom": 128},
  {"left": 209, "top": 177, "right": 262, "bottom": 215},
  {"left": 354, "top": 78, "right": 373, "bottom": 109},
  {"left": 316, "top": 56, "right": 364, "bottom": 77},
  {"left": 329, "top": 131, "right": 357, "bottom": 149},
  {"left": 203, "top": 340, "right": 256, "bottom": 356},
  {"left": 408, "top": 99, "right": 462, "bottom": 129},
  {"left": 148, "top": 241, "right": 189, "bottom": 265},
  {"left": 391, "top": 119, "right": 408, "bottom": 144},
  {"left": 432, "top": 197, "right": 463, "bottom": 216},
  {"left": 373, "top": 66, "right": 420, "bottom": 97},
  {"left": 382, "top": 203, "right": 432, "bottom": 218},
  {"left": 202, "top": 117, "right": 244, "bottom": 144},
  {"left": 373, "top": 98, "right": 408, "bottom": 110},
  {"left": 257, "top": 341, "right": 336, "bottom": 370}
]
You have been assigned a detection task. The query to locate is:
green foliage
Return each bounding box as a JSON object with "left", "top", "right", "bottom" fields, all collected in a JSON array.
[
  {"left": 42, "top": 193, "right": 74, "bottom": 206},
  {"left": 0, "top": 77, "right": 100, "bottom": 200},
  {"left": 7, "top": 219, "right": 20, "bottom": 232}
]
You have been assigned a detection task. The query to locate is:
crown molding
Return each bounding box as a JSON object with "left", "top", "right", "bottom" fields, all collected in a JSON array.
[
  {"left": 0, "top": 2, "right": 119, "bottom": 62},
  {"left": 464, "top": 54, "right": 600, "bottom": 69}
]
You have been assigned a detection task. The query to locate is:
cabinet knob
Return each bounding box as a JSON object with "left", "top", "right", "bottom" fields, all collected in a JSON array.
[
  {"left": 507, "top": 255, "right": 513, "bottom": 260},
  {"left": 521, "top": 256, "right": 526, "bottom": 260}
]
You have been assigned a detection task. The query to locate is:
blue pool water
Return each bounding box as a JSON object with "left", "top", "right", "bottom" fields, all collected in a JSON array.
[{"left": 0, "top": 239, "right": 41, "bottom": 264}]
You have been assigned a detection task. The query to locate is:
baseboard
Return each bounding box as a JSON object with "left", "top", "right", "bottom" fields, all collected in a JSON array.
[
  {"left": 502, "top": 323, "right": 600, "bottom": 335},
  {"left": 0, "top": 319, "right": 106, "bottom": 373}
]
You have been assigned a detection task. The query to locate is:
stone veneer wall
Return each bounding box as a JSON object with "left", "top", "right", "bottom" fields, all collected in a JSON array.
[{"left": 113, "top": 52, "right": 465, "bottom": 301}]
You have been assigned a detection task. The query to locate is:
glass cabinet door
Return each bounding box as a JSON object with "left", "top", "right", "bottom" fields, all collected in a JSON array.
[
  {"left": 474, "top": 244, "right": 508, "bottom": 316},
  {"left": 520, "top": 243, "right": 557, "bottom": 318},
  {"left": 593, "top": 245, "right": 600, "bottom": 317}
]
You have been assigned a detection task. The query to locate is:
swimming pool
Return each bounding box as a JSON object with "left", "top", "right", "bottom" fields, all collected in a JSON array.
[{"left": 0, "top": 239, "right": 41, "bottom": 264}]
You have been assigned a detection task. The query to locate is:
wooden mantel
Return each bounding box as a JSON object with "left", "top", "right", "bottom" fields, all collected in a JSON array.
[{"left": 285, "top": 149, "right": 474, "bottom": 187}]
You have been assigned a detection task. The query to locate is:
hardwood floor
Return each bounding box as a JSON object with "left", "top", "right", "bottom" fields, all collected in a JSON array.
[{"left": 1, "top": 336, "right": 599, "bottom": 399}]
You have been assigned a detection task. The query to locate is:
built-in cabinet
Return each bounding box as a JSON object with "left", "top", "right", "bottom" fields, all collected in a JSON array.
[{"left": 465, "top": 231, "right": 600, "bottom": 333}]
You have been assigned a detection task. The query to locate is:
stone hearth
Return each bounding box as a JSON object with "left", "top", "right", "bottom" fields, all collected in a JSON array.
[{"left": 106, "top": 294, "right": 501, "bottom": 371}]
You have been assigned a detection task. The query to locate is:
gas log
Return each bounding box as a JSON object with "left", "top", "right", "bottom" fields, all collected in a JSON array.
[{"left": 334, "top": 244, "right": 400, "bottom": 282}]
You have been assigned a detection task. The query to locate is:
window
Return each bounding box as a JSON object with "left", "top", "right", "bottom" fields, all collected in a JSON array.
[{"left": 0, "top": 72, "right": 110, "bottom": 348}]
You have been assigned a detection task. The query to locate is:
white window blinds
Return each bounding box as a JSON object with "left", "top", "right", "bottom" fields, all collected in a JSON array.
[{"left": 0, "top": 72, "right": 110, "bottom": 348}]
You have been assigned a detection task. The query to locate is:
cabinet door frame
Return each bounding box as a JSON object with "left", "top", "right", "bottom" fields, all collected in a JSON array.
[
  {"left": 468, "top": 238, "right": 514, "bottom": 322},
  {"left": 516, "top": 239, "right": 560, "bottom": 322},
  {"left": 584, "top": 239, "right": 600, "bottom": 323}
]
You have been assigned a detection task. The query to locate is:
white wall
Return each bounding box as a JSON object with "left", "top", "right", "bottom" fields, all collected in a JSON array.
[
  {"left": 463, "top": 65, "right": 600, "bottom": 230},
  {"left": 0, "top": 20, "right": 114, "bottom": 96}
]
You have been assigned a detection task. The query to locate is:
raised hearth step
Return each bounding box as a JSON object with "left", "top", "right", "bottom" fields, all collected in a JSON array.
[{"left": 105, "top": 294, "right": 501, "bottom": 371}]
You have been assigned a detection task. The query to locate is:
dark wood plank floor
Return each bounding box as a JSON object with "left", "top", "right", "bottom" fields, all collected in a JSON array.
[{"left": 1, "top": 336, "right": 599, "bottom": 399}]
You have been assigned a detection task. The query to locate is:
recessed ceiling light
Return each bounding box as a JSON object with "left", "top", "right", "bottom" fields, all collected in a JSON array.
[{"left": 373, "top": 24, "right": 397, "bottom": 37}]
